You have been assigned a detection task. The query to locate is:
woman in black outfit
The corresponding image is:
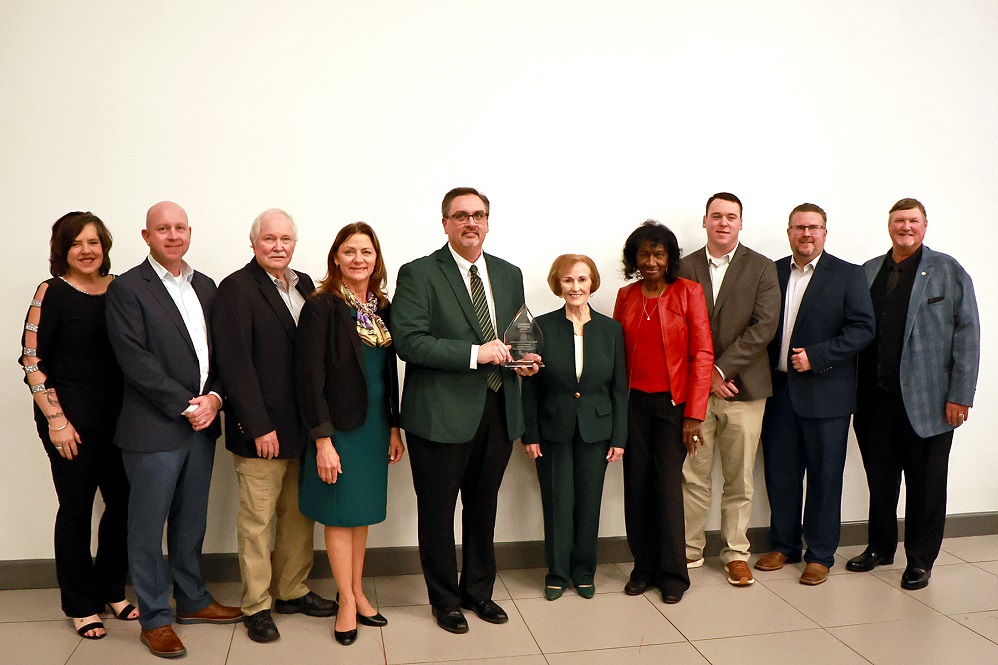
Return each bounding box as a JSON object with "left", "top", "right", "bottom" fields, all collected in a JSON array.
[{"left": 20, "top": 212, "right": 137, "bottom": 639}]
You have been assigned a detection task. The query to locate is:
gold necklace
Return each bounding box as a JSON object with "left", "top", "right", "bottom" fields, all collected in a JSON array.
[{"left": 641, "top": 296, "right": 658, "bottom": 321}]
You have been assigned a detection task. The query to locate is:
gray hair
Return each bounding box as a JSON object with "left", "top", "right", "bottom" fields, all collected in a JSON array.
[{"left": 249, "top": 208, "right": 297, "bottom": 244}]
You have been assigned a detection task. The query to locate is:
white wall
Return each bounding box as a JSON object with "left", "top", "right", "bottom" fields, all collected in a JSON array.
[{"left": 2, "top": 0, "right": 995, "bottom": 560}]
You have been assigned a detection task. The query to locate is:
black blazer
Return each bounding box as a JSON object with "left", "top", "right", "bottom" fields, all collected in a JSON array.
[
  {"left": 106, "top": 258, "right": 223, "bottom": 452},
  {"left": 295, "top": 291, "right": 400, "bottom": 441},
  {"left": 768, "top": 252, "right": 875, "bottom": 418},
  {"left": 213, "top": 259, "right": 315, "bottom": 459},
  {"left": 522, "top": 307, "right": 627, "bottom": 447}
]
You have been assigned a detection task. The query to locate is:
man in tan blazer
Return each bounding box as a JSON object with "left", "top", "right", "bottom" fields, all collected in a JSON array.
[{"left": 679, "top": 192, "right": 781, "bottom": 586}]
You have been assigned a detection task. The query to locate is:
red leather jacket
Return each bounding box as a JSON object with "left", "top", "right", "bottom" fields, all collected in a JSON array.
[{"left": 613, "top": 279, "right": 713, "bottom": 421}]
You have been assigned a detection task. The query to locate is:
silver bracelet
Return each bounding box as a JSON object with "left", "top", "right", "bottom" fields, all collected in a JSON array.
[
  {"left": 49, "top": 422, "right": 68, "bottom": 431},
  {"left": 30, "top": 383, "right": 47, "bottom": 394}
]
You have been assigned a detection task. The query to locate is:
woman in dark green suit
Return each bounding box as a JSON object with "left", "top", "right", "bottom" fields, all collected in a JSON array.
[{"left": 522, "top": 254, "right": 627, "bottom": 600}]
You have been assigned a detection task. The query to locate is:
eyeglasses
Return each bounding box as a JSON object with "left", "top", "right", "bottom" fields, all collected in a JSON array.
[
  {"left": 789, "top": 224, "right": 825, "bottom": 234},
  {"left": 448, "top": 211, "right": 489, "bottom": 223}
]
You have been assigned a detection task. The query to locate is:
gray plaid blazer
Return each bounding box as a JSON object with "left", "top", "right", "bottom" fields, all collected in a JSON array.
[{"left": 862, "top": 246, "right": 980, "bottom": 438}]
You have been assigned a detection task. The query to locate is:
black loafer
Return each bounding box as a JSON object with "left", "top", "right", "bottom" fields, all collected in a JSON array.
[
  {"left": 624, "top": 579, "right": 650, "bottom": 596},
  {"left": 661, "top": 589, "right": 685, "bottom": 604},
  {"left": 357, "top": 611, "right": 388, "bottom": 627},
  {"left": 274, "top": 591, "right": 338, "bottom": 618},
  {"left": 846, "top": 550, "right": 895, "bottom": 572},
  {"left": 459, "top": 599, "right": 508, "bottom": 624},
  {"left": 243, "top": 609, "right": 280, "bottom": 643},
  {"left": 901, "top": 566, "right": 931, "bottom": 590},
  {"left": 432, "top": 605, "right": 469, "bottom": 634}
]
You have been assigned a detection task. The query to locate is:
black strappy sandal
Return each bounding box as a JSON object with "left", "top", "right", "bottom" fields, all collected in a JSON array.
[{"left": 106, "top": 602, "right": 139, "bottom": 621}]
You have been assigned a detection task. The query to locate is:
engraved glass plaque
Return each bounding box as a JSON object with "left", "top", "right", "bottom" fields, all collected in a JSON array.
[{"left": 503, "top": 304, "right": 544, "bottom": 368}]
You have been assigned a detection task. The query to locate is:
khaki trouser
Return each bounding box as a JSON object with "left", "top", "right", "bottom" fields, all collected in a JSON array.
[
  {"left": 682, "top": 396, "right": 766, "bottom": 564},
  {"left": 233, "top": 455, "right": 315, "bottom": 615}
]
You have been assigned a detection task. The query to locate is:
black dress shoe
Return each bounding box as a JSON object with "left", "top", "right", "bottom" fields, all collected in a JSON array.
[
  {"left": 459, "top": 599, "right": 508, "bottom": 624},
  {"left": 274, "top": 591, "right": 338, "bottom": 617},
  {"left": 624, "top": 579, "right": 650, "bottom": 596},
  {"left": 846, "top": 550, "right": 895, "bottom": 572},
  {"left": 432, "top": 606, "right": 469, "bottom": 634},
  {"left": 334, "top": 628, "right": 357, "bottom": 646},
  {"left": 357, "top": 611, "right": 388, "bottom": 627},
  {"left": 244, "top": 609, "right": 280, "bottom": 643},
  {"left": 661, "top": 589, "right": 685, "bottom": 604},
  {"left": 901, "top": 566, "right": 931, "bottom": 590}
]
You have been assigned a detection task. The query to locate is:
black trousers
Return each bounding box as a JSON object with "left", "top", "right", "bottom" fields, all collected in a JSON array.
[
  {"left": 623, "top": 391, "right": 690, "bottom": 595},
  {"left": 535, "top": 428, "right": 609, "bottom": 589},
  {"left": 854, "top": 387, "right": 953, "bottom": 570},
  {"left": 407, "top": 390, "right": 513, "bottom": 608},
  {"left": 40, "top": 423, "right": 130, "bottom": 618}
]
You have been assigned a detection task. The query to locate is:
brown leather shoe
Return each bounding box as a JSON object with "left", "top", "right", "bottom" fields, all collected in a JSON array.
[
  {"left": 726, "top": 561, "right": 755, "bottom": 586},
  {"left": 140, "top": 625, "right": 187, "bottom": 658},
  {"left": 176, "top": 601, "right": 243, "bottom": 625},
  {"left": 799, "top": 563, "right": 830, "bottom": 586},
  {"left": 754, "top": 551, "right": 791, "bottom": 571}
]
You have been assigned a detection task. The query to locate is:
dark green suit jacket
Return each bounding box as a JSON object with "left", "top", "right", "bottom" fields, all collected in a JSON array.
[
  {"left": 521, "top": 306, "right": 627, "bottom": 447},
  {"left": 391, "top": 244, "right": 526, "bottom": 443}
]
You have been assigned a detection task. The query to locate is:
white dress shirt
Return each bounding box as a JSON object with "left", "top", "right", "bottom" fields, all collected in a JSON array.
[
  {"left": 147, "top": 256, "right": 215, "bottom": 410},
  {"left": 448, "top": 244, "right": 498, "bottom": 369},
  {"left": 777, "top": 253, "right": 822, "bottom": 372},
  {"left": 706, "top": 243, "right": 738, "bottom": 304},
  {"left": 270, "top": 267, "right": 306, "bottom": 324}
]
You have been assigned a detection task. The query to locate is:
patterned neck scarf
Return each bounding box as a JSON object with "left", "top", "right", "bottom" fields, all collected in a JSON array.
[{"left": 341, "top": 284, "right": 392, "bottom": 348}]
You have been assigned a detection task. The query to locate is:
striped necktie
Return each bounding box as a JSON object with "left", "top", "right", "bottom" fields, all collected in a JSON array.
[{"left": 470, "top": 264, "right": 502, "bottom": 392}]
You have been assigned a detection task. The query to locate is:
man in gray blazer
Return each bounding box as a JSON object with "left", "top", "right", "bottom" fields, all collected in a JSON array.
[
  {"left": 847, "top": 198, "right": 980, "bottom": 590},
  {"left": 679, "top": 192, "right": 781, "bottom": 587},
  {"left": 106, "top": 202, "right": 242, "bottom": 659}
]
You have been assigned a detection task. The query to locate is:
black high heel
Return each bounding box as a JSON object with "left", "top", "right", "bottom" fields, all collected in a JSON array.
[{"left": 357, "top": 611, "right": 388, "bottom": 627}]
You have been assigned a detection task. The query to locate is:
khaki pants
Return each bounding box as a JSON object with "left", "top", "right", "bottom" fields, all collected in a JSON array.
[
  {"left": 682, "top": 396, "right": 766, "bottom": 564},
  {"left": 233, "top": 455, "right": 315, "bottom": 615}
]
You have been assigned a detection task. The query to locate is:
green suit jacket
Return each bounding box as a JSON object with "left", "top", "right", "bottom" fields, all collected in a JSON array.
[
  {"left": 391, "top": 244, "right": 526, "bottom": 443},
  {"left": 521, "top": 306, "right": 627, "bottom": 447}
]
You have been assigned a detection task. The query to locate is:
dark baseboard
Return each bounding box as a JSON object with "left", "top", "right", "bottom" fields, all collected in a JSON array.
[{"left": 4, "top": 512, "right": 997, "bottom": 591}]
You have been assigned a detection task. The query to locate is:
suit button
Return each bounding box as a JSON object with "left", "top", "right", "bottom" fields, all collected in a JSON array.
[{"left": 574, "top": 392, "right": 581, "bottom": 399}]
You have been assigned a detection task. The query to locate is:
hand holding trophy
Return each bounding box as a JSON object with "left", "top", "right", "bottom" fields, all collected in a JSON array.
[{"left": 503, "top": 304, "right": 544, "bottom": 372}]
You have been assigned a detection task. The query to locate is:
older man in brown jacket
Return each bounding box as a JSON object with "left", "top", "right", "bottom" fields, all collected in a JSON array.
[{"left": 679, "top": 192, "right": 781, "bottom": 586}]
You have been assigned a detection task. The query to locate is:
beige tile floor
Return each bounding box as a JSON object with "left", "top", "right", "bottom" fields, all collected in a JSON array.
[{"left": 3, "top": 535, "right": 998, "bottom": 664}]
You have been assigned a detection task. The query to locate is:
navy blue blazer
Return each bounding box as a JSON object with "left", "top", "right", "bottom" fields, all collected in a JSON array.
[
  {"left": 106, "top": 258, "right": 224, "bottom": 452},
  {"left": 213, "top": 259, "right": 315, "bottom": 458},
  {"left": 768, "top": 252, "right": 875, "bottom": 419}
]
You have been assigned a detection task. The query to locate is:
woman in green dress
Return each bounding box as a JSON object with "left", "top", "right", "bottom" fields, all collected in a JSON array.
[{"left": 296, "top": 222, "right": 404, "bottom": 646}]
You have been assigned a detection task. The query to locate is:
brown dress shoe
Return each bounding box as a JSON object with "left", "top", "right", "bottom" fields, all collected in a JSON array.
[
  {"left": 754, "top": 551, "right": 791, "bottom": 571},
  {"left": 726, "top": 561, "right": 755, "bottom": 586},
  {"left": 799, "top": 563, "right": 830, "bottom": 585},
  {"left": 176, "top": 601, "right": 243, "bottom": 624},
  {"left": 140, "top": 625, "right": 187, "bottom": 658}
]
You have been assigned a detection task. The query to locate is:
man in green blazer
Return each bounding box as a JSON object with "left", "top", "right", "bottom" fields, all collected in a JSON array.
[{"left": 391, "top": 187, "right": 539, "bottom": 635}]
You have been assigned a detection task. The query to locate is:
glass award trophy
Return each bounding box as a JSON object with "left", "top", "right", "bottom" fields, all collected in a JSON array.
[{"left": 503, "top": 304, "right": 544, "bottom": 368}]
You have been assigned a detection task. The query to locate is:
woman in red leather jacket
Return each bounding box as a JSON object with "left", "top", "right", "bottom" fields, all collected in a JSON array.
[{"left": 613, "top": 220, "right": 713, "bottom": 604}]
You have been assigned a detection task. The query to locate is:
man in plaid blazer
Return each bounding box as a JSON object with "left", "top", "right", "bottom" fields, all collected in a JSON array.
[{"left": 847, "top": 198, "right": 980, "bottom": 591}]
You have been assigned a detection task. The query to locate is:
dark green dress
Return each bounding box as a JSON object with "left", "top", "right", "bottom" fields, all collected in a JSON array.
[{"left": 299, "top": 344, "right": 391, "bottom": 527}]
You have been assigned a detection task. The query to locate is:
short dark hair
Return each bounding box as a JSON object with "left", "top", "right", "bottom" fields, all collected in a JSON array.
[
  {"left": 442, "top": 187, "right": 490, "bottom": 218},
  {"left": 788, "top": 202, "right": 827, "bottom": 226},
  {"left": 621, "top": 220, "right": 681, "bottom": 283},
  {"left": 705, "top": 192, "right": 742, "bottom": 217},
  {"left": 317, "top": 222, "right": 389, "bottom": 309},
  {"left": 889, "top": 197, "right": 927, "bottom": 219},
  {"left": 49, "top": 211, "right": 112, "bottom": 277},
  {"left": 547, "top": 254, "right": 601, "bottom": 296}
]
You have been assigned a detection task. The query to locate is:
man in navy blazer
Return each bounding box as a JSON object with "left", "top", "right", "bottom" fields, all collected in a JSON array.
[
  {"left": 106, "top": 202, "right": 241, "bottom": 659},
  {"left": 212, "top": 209, "right": 335, "bottom": 643},
  {"left": 847, "top": 198, "right": 980, "bottom": 590},
  {"left": 755, "top": 203, "right": 875, "bottom": 586}
]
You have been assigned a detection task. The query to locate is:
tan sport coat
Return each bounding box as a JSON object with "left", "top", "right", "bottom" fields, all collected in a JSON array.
[{"left": 678, "top": 244, "right": 780, "bottom": 401}]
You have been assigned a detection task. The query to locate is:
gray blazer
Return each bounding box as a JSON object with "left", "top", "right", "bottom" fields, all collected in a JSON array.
[
  {"left": 106, "top": 259, "right": 223, "bottom": 452},
  {"left": 679, "top": 244, "right": 781, "bottom": 401},
  {"left": 862, "top": 246, "right": 980, "bottom": 438}
]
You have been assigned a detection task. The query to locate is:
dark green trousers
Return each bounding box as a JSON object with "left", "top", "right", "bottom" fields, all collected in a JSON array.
[{"left": 535, "top": 430, "right": 610, "bottom": 589}]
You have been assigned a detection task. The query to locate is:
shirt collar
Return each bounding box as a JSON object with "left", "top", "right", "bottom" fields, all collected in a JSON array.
[
  {"left": 147, "top": 255, "right": 193, "bottom": 282},
  {"left": 267, "top": 267, "right": 299, "bottom": 290},
  {"left": 791, "top": 252, "right": 822, "bottom": 273},
  {"left": 448, "top": 243, "right": 486, "bottom": 276},
  {"left": 888, "top": 245, "right": 922, "bottom": 271},
  {"left": 706, "top": 243, "right": 738, "bottom": 267}
]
